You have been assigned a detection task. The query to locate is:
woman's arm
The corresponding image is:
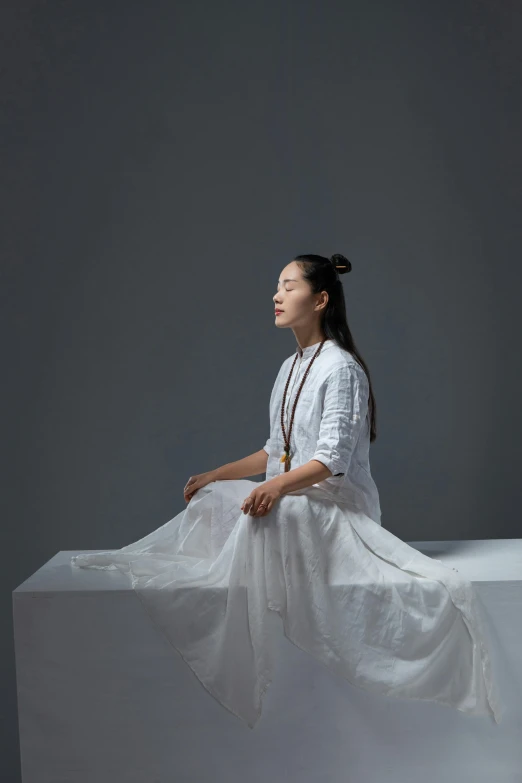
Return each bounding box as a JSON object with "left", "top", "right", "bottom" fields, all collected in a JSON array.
[
  {"left": 276, "top": 459, "right": 332, "bottom": 494},
  {"left": 241, "top": 459, "right": 331, "bottom": 516},
  {"left": 210, "top": 448, "right": 269, "bottom": 480}
]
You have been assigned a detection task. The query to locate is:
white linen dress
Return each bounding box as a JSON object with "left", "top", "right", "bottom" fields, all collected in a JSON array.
[{"left": 71, "top": 339, "right": 503, "bottom": 728}]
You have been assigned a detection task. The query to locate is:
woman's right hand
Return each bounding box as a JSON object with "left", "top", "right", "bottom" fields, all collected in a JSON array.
[{"left": 183, "top": 471, "right": 217, "bottom": 503}]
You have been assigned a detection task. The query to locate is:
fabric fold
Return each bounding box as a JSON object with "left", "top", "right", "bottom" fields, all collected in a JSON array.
[{"left": 71, "top": 479, "right": 503, "bottom": 727}]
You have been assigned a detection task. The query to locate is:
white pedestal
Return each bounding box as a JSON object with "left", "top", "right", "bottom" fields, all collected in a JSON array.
[{"left": 13, "top": 540, "right": 522, "bottom": 783}]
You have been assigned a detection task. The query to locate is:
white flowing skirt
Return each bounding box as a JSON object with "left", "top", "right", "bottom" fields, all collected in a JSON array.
[{"left": 70, "top": 479, "right": 503, "bottom": 728}]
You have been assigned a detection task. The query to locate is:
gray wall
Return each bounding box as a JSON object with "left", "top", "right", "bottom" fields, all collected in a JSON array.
[{"left": 3, "top": 0, "right": 521, "bottom": 778}]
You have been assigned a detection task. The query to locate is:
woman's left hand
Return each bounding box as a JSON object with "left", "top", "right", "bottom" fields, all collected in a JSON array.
[{"left": 241, "top": 478, "right": 284, "bottom": 517}]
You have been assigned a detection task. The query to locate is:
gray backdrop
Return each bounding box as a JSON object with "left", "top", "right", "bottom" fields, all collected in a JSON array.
[{"left": 2, "top": 0, "right": 521, "bottom": 779}]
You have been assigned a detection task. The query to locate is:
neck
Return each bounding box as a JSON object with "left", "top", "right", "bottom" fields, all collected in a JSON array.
[{"left": 292, "top": 325, "right": 327, "bottom": 352}]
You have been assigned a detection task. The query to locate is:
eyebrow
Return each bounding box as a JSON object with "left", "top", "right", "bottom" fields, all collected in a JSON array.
[{"left": 277, "top": 278, "right": 299, "bottom": 284}]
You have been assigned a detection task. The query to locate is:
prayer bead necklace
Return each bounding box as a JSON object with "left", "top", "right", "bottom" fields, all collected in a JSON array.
[{"left": 279, "top": 338, "right": 327, "bottom": 472}]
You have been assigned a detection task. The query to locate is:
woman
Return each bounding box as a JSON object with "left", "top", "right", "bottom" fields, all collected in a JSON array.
[{"left": 71, "top": 253, "right": 502, "bottom": 728}]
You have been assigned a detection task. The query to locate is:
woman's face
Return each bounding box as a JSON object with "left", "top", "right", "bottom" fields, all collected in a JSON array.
[{"left": 273, "top": 261, "right": 323, "bottom": 328}]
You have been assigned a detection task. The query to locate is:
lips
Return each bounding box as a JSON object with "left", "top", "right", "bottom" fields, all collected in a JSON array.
[{"left": 275, "top": 309, "right": 283, "bottom": 314}]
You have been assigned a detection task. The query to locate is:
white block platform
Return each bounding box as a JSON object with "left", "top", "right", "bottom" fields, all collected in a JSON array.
[{"left": 13, "top": 539, "right": 522, "bottom": 783}]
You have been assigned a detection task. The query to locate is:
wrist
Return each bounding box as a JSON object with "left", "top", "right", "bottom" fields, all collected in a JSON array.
[{"left": 271, "top": 475, "right": 287, "bottom": 495}]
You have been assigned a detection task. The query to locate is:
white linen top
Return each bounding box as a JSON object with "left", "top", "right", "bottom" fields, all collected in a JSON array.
[{"left": 263, "top": 338, "right": 382, "bottom": 525}]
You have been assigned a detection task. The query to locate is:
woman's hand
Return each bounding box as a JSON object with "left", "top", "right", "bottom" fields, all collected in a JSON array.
[
  {"left": 183, "top": 471, "right": 217, "bottom": 503},
  {"left": 241, "top": 478, "right": 284, "bottom": 517}
]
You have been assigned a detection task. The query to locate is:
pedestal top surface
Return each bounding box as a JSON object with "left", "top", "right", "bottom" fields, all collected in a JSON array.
[{"left": 13, "top": 539, "right": 522, "bottom": 595}]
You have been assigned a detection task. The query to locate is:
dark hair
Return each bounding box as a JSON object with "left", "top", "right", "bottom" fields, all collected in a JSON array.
[{"left": 293, "top": 253, "right": 377, "bottom": 443}]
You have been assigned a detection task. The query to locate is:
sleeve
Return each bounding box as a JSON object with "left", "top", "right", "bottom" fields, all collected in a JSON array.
[
  {"left": 263, "top": 436, "right": 271, "bottom": 455},
  {"left": 311, "top": 363, "right": 369, "bottom": 477}
]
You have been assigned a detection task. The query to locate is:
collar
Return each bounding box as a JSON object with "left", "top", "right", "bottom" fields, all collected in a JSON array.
[{"left": 296, "top": 338, "right": 335, "bottom": 360}]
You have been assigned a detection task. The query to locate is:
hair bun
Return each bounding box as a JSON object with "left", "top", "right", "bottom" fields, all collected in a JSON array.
[{"left": 330, "top": 253, "right": 352, "bottom": 275}]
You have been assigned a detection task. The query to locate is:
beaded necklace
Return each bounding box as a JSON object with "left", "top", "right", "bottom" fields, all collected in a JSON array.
[{"left": 279, "top": 338, "right": 328, "bottom": 471}]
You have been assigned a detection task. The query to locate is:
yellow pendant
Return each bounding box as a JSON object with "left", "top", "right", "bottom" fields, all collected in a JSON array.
[{"left": 280, "top": 451, "right": 291, "bottom": 471}]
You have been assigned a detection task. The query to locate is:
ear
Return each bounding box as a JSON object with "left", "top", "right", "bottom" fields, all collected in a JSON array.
[{"left": 316, "top": 291, "right": 329, "bottom": 310}]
